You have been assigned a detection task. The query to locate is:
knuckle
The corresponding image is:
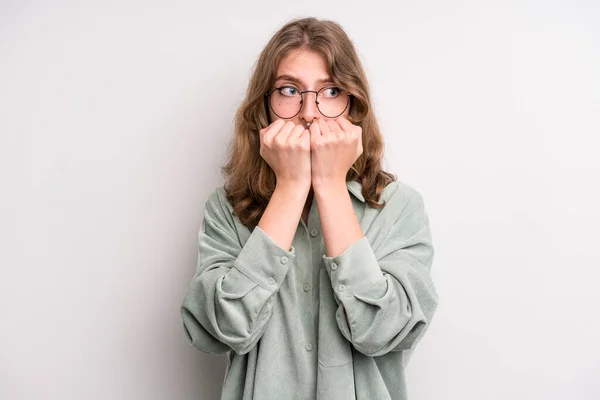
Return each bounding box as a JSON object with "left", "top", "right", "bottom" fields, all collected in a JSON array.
[{"left": 274, "top": 136, "right": 286, "bottom": 147}]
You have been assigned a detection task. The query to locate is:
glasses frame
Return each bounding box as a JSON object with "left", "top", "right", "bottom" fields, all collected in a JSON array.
[{"left": 263, "top": 85, "right": 354, "bottom": 125}]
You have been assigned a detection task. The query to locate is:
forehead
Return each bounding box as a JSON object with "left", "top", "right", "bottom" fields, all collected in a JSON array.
[{"left": 276, "top": 49, "right": 331, "bottom": 83}]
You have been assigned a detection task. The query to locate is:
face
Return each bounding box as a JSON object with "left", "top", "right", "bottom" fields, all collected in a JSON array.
[{"left": 269, "top": 49, "right": 350, "bottom": 129}]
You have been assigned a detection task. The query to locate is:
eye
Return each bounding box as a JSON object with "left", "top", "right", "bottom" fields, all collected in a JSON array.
[
  {"left": 278, "top": 86, "right": 299, "bottom": 97},
  {"left": 321, "top": 86, "right": 341, "bottom": 98}
]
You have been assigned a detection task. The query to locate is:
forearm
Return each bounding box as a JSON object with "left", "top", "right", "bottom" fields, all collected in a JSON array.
[
  {"left": 181, "top": 188, "right": 298, "bottom": 355},
  {"left": 313, "top": 180, "right": 364, "bottom": 258},
  {"left": 318, "top": 191, "right": 438, "bottom": 356},
  {"left": 313, "top": 180, "right": 363, "bottom": 330},
  {"left": 182, "top": 224, "right": 297, "bottom": 355},
  {"left": 258, "top": 180, "right": 310, "bottom": 251}
]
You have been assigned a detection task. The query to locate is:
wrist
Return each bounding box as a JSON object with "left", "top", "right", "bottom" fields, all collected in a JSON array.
[
  {"left": 275, "top": 179, "right": 311, "bottom": 198},
  {"left": 312, "top": 174, "right": 345, "bottom": 188},
  {"left": 312, "top": 178, "right": 346, "bottom": 194}
]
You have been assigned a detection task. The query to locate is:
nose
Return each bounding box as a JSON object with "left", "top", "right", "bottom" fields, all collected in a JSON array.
[{"left": 299, "top": 91, "right": 319, "bottom": 125}]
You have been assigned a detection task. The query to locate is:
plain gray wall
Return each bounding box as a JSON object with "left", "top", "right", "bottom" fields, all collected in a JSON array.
[{"left": 1, "top": 0, "right": 599, "bottom": 399}]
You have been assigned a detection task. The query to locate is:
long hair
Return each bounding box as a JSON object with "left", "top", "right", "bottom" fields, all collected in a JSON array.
[{"left": 221, "top": 17, "right": 396, "bottom": 229}]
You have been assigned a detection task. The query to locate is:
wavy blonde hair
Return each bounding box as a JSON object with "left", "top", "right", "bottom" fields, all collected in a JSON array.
[{"left": 221, "top": 17, "right": 396, "bottom": 228}]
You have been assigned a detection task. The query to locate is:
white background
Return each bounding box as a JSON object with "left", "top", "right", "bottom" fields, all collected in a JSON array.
[{"left": 1, "top": 0, "right": 599, "bottom": 399}]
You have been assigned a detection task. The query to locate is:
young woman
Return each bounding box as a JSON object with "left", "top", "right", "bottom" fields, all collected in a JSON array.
[{"left": 181, "top": 17, "right": 439, "bottom": 400}]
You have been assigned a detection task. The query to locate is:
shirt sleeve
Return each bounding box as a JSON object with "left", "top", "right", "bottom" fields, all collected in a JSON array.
[
  {"left": 180, "top": 189, "right": 296, "bottom": 355},
  {"left": 321, "top": 191, "right": 438, "bottom": 357}
]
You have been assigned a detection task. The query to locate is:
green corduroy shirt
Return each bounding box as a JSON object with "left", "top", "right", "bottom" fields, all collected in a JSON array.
[{"left": 181, "top": 179, "right": 439, "bottom": 400}]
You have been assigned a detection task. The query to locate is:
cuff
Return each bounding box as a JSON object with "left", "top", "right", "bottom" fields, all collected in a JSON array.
[
  {"left": 322, "top": 236, "right": 384, "bottom": 296},
  {"left": 233, "top": 225, "right": 296, "bottom": 289}
]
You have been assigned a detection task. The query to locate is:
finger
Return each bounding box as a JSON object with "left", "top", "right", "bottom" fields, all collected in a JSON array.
[
  {"left": 262, "top": 118, "right": 285, "bottom": 136},
  {"left": 309, "top": 121, "right": 320, "bottom": 147},
  {"left": 263, "top": 117, "right": 285, "bottom": 133},
  {"left": 261, "top": 118, "right": 283, "bottom": 142},
  {"left": 335, "top": 116, "right": 356, "bottom": 135},
  {"left": 263, "top": 118, "right": 286, "bottom": 142},
  {"left": 318, "top": 119, "right": 331, "bottom": 136},
  {"left": 327, "top": 119, "right": 342, "bottom": 134},
  {"left": 276, "top": 121, "right": 297, "bottom": 144},
  {"left": 309, "top": 119, "right": 321, "bottom": 136},
  {"left": 288, "top": 124, "right": 306, "bottom": 141},
  {"left": 301, "top": 128, "right": 311, "bottom": 147}
]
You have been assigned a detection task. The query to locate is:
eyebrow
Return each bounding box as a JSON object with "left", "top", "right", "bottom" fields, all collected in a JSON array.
[{"left": 275, "top": 74, "right": 334, "bottom": 87}]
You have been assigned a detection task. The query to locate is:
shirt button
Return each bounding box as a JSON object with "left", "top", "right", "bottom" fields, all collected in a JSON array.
[
  {"left": 303, "top": 283, "right": 310, "bottom": 292},
  {"left": 337, "top": 284, "right": 345, "bottom": 292},
  {"left": 267, "top": 277, "right": 276, "bottom": 285},
  {"left": 280, "top": 256, "right": 288, "bottom": 264},
  {"left": 310, "top": 229, "right": 319, "bottom": 237},
  {"left": 305, "top": 342, "right": 313, "bottom": 351},
  {"left": 331, "top": 262, "right": 338, "bottom": 271}
]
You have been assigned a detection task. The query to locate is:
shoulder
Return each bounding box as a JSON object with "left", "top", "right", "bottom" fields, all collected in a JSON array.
[
  {"left": 203, "top": 184, "right": 236, "bottom": 222},
  {"left": 379, "top": 179, "right": 426, "bottom": 216},
  {"left": 361, "top": 179, "right": 431, "bottom": 253},
  {"left": 207, "top": 184, "right": 230, "bottom": 206}
]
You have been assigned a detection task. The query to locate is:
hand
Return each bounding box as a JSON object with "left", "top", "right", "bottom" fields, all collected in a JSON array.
[
  {"left": 259, "top": 119, "right": 311, "bottom": 187},
  {"left": 309, "top": 116, "right": 363, "bottom": 187}
]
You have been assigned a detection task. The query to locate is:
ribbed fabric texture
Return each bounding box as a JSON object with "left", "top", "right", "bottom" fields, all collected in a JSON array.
[{"left": 181, "top": 179, "right": 439, "bottom": 399}]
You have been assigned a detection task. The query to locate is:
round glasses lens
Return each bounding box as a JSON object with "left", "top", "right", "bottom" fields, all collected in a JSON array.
[
  {"left": 270, "top": 87, "right": 302, "bottom": 118},
  {"left": 317, "top": 87, "right": 349, "bottom": 117},
  {"left": 269, "top": 86, "right": 350, "bottom": 118}
]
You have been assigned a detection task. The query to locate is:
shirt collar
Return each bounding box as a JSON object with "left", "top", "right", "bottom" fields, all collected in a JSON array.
[{"left": 346, "top": 180, "right": 365, "bottom": 202}]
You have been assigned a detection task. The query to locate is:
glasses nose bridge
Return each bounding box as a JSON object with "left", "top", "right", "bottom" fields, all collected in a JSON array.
[
  {"left": 299, "top": 89, "right": 320, "bottom": 104},
  {"left": 298, "top": 90, "right": 320, "bottom": 120}
]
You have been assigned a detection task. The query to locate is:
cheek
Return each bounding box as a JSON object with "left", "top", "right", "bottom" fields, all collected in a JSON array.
[
  {"left": 270, "top": 109, "right": 295, "bottom": 123},
  {"left": 269, "top": 109, "right": 283, "bottom": 123},
  {"left": 343, "top": 103, "right": 351, "bottom": 117}
]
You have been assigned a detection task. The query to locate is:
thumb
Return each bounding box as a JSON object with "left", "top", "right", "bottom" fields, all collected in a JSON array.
[
  {"left": 309, "top": 122, "right": 320, "bottom": 147},
  {"left": 301, "top": 128, "right": 311, "bottom": 147}
]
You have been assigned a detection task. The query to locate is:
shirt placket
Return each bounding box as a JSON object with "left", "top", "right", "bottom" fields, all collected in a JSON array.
[{"left": 301, "top": 194, "right": 324, "bottom": 356}]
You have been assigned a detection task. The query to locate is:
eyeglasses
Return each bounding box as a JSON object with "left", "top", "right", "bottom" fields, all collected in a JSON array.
[{"left": 264, "top": 85, "right": 353, "bottom": 122}]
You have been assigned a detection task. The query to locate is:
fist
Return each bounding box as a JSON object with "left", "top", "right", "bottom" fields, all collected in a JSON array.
[{"left": 259, "top": 119, "right": 312, "bottom": 185}]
